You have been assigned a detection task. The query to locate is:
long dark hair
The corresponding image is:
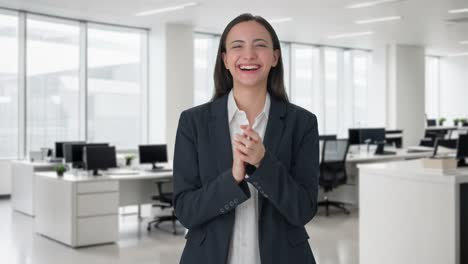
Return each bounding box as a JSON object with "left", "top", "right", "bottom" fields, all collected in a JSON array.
[{"left": 212, "top": 13, "right": 289, "bottom": 102}]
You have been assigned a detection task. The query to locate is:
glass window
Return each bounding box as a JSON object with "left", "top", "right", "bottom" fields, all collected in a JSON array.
[
  {"left": 194, "top": 34, "right": 219, "bottom": 106},
  {"left": 353, "top": 50, "right": 370, "bottom": 127},
  {"left": 87, "top": 24, "right": 147, "bottom": 149},
  {"left": 425, "top": 56, "right": 440, "bottom": 119},
  {"left": 324, "top": 48, "right": 339, "bottom": 134},
  {"left": 26, "top": 15, "right": 81, "bottom": 152},
  {"left": 0, "top": 12, "right": 18, "bottom": 158}
]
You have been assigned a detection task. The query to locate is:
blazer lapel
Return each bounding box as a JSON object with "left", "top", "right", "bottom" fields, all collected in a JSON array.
[
  {"left": 209, "top": 95, "right": 233, "bottom": 175},
  {"left": 258, "top": 96, "right": 287, "bottom": 215}
]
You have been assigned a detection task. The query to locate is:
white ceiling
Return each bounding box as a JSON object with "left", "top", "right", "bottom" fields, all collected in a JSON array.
[{"left": 1, "top": 0, "right": 468, "bottom": 55}]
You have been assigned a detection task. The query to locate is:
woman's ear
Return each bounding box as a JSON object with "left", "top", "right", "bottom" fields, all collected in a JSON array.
[{"left": 272, "top": 49, "right": 280, "bottom": 67}]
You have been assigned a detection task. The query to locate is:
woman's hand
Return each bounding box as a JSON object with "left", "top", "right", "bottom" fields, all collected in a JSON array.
[
  {"left": 232, "top": 147, "right": 246, "bottom": 183},
  {"left": 233, "top": 125, "right": 265, "bottom": 168}
]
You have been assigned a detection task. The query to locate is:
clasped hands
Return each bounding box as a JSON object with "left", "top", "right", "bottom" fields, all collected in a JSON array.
[{"left": 232, "top": 125, "right": 265, "bottom": 183}]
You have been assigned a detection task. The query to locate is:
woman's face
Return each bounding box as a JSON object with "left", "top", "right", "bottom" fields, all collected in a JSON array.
[{"left": 222, "top": 21, "right": 279, "bottom": 90}]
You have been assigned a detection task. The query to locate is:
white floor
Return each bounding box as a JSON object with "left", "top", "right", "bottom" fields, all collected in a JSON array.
[{"left": 0, "top": 198, "right": 358, "bottom": 264}]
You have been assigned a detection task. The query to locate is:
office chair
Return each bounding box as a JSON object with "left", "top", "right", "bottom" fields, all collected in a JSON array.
[
  {"left": 318, "top": 139, "right": 351, "bottom": 216},
  {"left": 147, "top": 178, "right": 178, "bottom": 235},
  {"left": 433, "top": 138, "right": 458, "bottom": 157}
]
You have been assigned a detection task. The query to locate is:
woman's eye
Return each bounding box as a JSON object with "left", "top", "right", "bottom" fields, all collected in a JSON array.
[
  {"left": 256, "top": 44, "right": 267, "bottom": 48},
  {"left": 232, "top": 45, "right": 241, "bottom": 49}
]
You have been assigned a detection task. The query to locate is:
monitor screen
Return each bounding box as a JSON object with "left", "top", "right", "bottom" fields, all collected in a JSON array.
[
  {"left": 64, "top": 143, "right": 108, "bottom": 166},
  {"left": 457, "top": 134, "right": 468, "bottom": 159},
  {"left": 55, "top": 141, "right": 85, "bottom": 158},
  {"left": 348, "top": 129, "right": 361, "bottom": 145},
  {"left": 360, "top": 128, "right": 386, "bottom": 144},
  {"left": 84, "top": 146, "right": 117, "bottom": 173},
  {"left": 427, "top": 119, "right": 437, "bottom": 127},
  {"left": 139, "top": 144, "right": 168, "bottom": 164}
]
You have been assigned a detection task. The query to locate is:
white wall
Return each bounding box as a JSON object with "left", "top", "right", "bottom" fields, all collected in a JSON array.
[
  {"left": 440, "top": 57, "right": 468, "bottom": 120},
  {"left": 387, "top": 44, "right": 426, "bottom": 147},
  {"left": 0, "top": 160, "right": 12, "bottom": 195},
  {"left": 164, "top": 24, "right": 194, "bottom": 160}
]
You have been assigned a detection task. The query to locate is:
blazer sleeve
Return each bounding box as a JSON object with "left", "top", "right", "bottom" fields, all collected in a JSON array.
[
  {"left": 246, "top": 113, "right": 319, "bottom": 227},
  {"left": 173, "top": 111, "right": 251, "bottom": 230}
]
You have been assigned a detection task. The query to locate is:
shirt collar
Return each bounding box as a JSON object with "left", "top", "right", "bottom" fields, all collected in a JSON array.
[{"left": 227, "top": 89, "right": 271, "bottom": 124}]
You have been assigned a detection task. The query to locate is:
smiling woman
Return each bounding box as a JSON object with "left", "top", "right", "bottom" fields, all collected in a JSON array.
[{"left": 173, "top": 13, "right": 320, "bottom": 264}]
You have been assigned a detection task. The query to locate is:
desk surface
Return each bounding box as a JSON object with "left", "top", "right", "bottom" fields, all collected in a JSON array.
[
  {"left": 36, "top": 169, "right": 172, "bottom": 182},
  {"left": 346, "top": 148, "right": 438, "bottom": 163},
  {"left": 358, "top": 159, "right": 468, "bottom": 183}
]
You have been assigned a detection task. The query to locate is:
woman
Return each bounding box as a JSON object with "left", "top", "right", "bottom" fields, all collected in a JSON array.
[{"left": 173, "top": 13, "right": 319, "bottom": 264}]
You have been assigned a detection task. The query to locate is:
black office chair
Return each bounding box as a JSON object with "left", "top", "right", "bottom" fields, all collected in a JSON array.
[
  {"left": 147, "top": 179, "right": 178, "bottom": 235},
  {"left": 318, "top": 139, "right": 350, "bottom": 216}
]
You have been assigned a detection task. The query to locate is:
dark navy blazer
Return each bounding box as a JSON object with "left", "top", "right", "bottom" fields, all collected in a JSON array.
[{"left": 173, "top": 93, "right": 319, "bottom": 264}]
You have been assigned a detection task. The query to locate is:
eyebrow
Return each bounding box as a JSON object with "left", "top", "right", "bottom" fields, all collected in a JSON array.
[{"left": 229, "top": 38, "right": 270, "bottom": 45}]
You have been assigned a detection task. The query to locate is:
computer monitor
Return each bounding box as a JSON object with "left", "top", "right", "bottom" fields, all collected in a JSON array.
[
  {"left": 84, "top": 146, "right": 117, "bottom": 176},
  {"left": 360, "top": 128, "right": 386, "bottom": 144},
  {"left": 64, "top": 143, "right": 108, "bottom": 168},
  {"left": 457, "top": 134, "right": 468, "bottom": 167},
  {"left": 139, "top": 144, "right": 168, "bottom": 170},
  {"left": 433, "top": 138, "right": 458, "bottom": 157},
  {"left": 427, "top": 119, "right": 437, "bottom": 127},
  {"left": 55, "top": 141, "right": 85, "bottom": 158},
  {"left": 348, "top": 129, "right": 361, "bottom": 145}
]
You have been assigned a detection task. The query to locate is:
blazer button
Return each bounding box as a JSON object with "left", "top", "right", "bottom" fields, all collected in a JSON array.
[
  {"left": 220, "top": 208, "right": 225, "bottom": 213},
  {"left": 234, "top": 198, "right": 239, "bottom": 204},
  {"left": 225, "top": 204, "right": 229, "bottom": 210},
  {"left": 229, "top": 201, "right": 234, "bottom": 207}
]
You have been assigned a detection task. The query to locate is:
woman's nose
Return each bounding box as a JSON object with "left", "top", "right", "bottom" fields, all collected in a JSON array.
[{"left": 242, "top": 46, "right": 257, "bottom": 59}]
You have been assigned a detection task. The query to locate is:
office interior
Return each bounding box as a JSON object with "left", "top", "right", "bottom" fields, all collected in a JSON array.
[{"left": 1, "top": 0, "right": 468, "bottom": 263}]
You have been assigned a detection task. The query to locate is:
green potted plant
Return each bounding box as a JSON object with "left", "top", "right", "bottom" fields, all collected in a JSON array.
[
  {"left": 454, "top": 118, "right": 460, "bottom": 126},
  {"left": 124, "top": 155, "right": 135, "bottom": 167},
  {"left": 55, "top": 164, "right": 66, "bottom": 177},
  {"left": 438, "top": 117, "right": 446, "bottom": 126},
  {"left": 461, "top": 118, "right": 468, "bottom": 126}
]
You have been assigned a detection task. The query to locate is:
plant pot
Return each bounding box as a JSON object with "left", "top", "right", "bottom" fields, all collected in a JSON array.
[
  {"left": 438, "top": 121, "right": 445, "bottom": 126},
  {"left": 57, "top": 171, "right": 64, "bottom": 177},
  {"left": 455, "top": 120, "right": 459, "bottom": 126}
]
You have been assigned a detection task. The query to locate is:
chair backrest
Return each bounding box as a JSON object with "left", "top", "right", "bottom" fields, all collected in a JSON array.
[
  {"left": 319, "top": 139, "right": 350, "bottom": 190},
  {"left": 321, "top": 139, "right": 349, "bottom": 163},
  {"left": 156, "top": 179, "right": 173, "bottom": 204}
]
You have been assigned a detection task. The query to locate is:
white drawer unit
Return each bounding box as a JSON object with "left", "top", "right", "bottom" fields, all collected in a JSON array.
[
  {"left": 76, "top": 215, "right": 119, "bottom": 246},
  {"left": 35, "top": 175, "right": 120, "bottom": 247},
  {"left": 77, "top": 181, "right": 119, "bottom": 194},
  {"left": 77, "top": 192, "right": 119, "bottom": 217}
]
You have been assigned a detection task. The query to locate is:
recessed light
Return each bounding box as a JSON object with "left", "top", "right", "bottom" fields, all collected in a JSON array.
[
  {"left": 448, "top": 8, "right": 468, "bottom": 14},
  {"left": 268, "top": 17, "right": 293, "bottom": 24},
  {"left": 346, "top": 0, "right": 404, "bottom": 9},
  {"left": 135, "top": 2, "right": 198, "bottom": 16},
  {"left": 355, "top": 16, "right": 402, "bottom": 24},
  {"left": 328, "top": 31, "right": 374, "bottom": 39}
]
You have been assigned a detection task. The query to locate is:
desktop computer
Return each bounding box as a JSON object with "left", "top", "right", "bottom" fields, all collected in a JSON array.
[
  {"left": 457, "top": 134, "right": 468, "bottom": 167},
  {"left": 55, "top": 141, "right": 85, "bottom": 159},
  {"left": 64, "top": 142, "right": 109, "bottom": 168},
  {"left": 139, "top": 144, "right": 168, "bottom": 170},
  {"left": 84, "top": 146, "right": 117, "bottom": 176},
  {"left": 348, "top": 128, "right": 395, "bottom": 155}
]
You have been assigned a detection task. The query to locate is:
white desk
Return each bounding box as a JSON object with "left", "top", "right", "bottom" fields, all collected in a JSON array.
[
  {"left": 11, "top": 160, "right": 57, "bottom": 216},
  {"left": 358, "top": 159, "right": 468, "bottom": 264},
  {"left": 34, "top": 170, "right": 172, "bottom": 248}
]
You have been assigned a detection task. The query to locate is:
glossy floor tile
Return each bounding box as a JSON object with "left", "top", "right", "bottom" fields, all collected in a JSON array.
[{"left": 0, "top": 199, "right": 358, "bottom": 264}]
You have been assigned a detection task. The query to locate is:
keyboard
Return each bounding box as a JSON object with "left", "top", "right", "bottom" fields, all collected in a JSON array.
[{"left": 146, "top": 168, "right": 172, "bottom": 172}]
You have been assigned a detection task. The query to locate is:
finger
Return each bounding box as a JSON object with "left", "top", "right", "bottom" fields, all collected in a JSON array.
[
  {"left": 234, "top": 134, "right": 254, "bottom": 149},
  {"left": 233, "top": 141, "right": 251, "bottom": 155},
  {"left": 241, "top": 127, "right": 260, "bottom": 142}
]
